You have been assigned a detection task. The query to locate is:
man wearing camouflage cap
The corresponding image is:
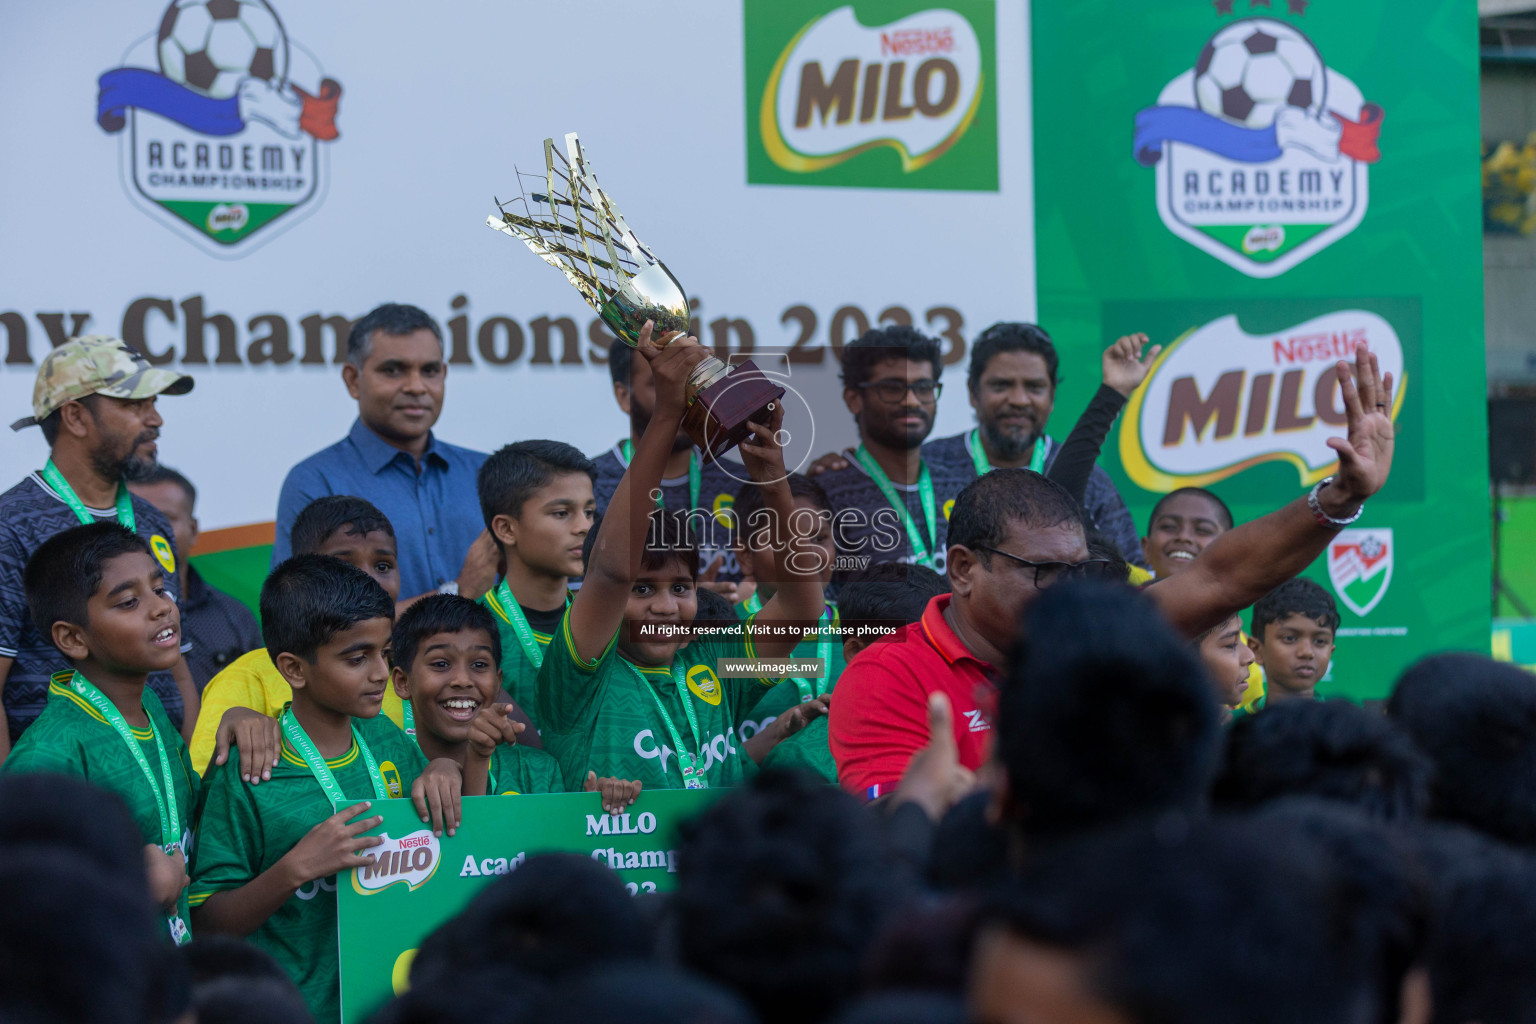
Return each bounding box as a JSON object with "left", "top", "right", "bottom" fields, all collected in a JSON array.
[{"left": 0, "top": 336, "right": 199, "bottom": 759}]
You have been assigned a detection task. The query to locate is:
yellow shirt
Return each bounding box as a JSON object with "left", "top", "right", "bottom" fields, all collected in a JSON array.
[{"left": 189, "top": 648, "right": 408, "bottom": 775}]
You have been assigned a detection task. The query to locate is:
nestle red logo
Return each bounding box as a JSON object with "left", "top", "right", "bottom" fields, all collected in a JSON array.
[
  {"left": 880, "top": 27, "right": 954, "bottom": 56},
  {"left": 398, "top": 835, "right": 431, "bottom": 850}
]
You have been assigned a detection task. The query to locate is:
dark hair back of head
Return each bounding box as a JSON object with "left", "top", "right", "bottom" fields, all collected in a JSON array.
[
  {"left": 985, "top": 815, "right": 1375, "bottom": 1024},
  {"left": 733, "top": 474, "right": 830, "bottom": 547},
  {"left": 347, "top": 303, "right": 442, "bottom": 368},
  {"left": 368, "top": 969, "right": 542, "bottom": 1024},
  {"left": 0, "top": 772, "right": 146, "bottom": 891},
  {"left": 1250, "top": 576, "right": 1340, "bottom": 638},
  {"left": 608, "top": 338, "right": 633, "bottom": 387},
  {"left": 837, "top": 561, "right": 949, "bottom": 630},
  {"left": 642, "top": 508, "right": 700, "bottom": 580},
  {"left": 998, "top": 580, "right": 1220, "bottom": 839},
  {"left": 967, "top": 322, "right": 1058, "bottom": 396},
  {"left": 391, "top": 594, "right": 502, "bottom": 675},
  {"left": 260, "top": 554, "right": 394, "bottom": 662},
  {"left": 830, "top": 993, "right": 967, "bottom": 1024},
  {"left": 1389, "top": 653, "right": 1536, "bottom": 845},
  {"left": 839, "top": 325, "right": 942, "bottom": 390},
  {"left": 478, "top": 440, "right": 597, "bottom": 530},
  {"left": 290, "top": 495, "right": 395, "bottom": 557},
  {"left": 1214, "top": 699, "right": 1430, "bottom": 820},
  {"left": 946, "top": 469, "right": 1083, "bottom": 562},
  {"left": 674, "top": 771, "right": 910, "bottom": 1024},
  {"left": 193, "top": 977, "right": 313, "bottom": 1024},
  {"left": 552, "top": 963, "right": 757, "bottom": 1024},
  {"left": 181, "top": 935, "right": 290, "bottom": 988},
  {"left": 1149, "top": 486, "right": 1234, "bottom": 531},
  {"left": 411, "top": 853, "right": 651, "bottom": 987},
  {"left": 0, "top": 848, "right": 175, "bottom": 1024},
  {"left": 134, "top": 464, "right": 197, "bottom": 507},
  {"left": 23, "top": 522, "right": 153, "bottom": 639}
]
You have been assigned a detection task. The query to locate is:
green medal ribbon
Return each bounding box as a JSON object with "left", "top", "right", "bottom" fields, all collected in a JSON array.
[
  {"left": 629, "top": 661, "right": 709, "bottom": 790},
  {"left": 741, "top": 593, "right": 762, "bottom": 616},
  {"left": 620, "top": 439, "right": 700, "bottom": 510},
  {"left": 855, "top": 446, "right": 938, "bottom": 570},
  {"left": 402, "top": 700, "right": 414, "bottom": 736},
  {"left": 68, "top": 671, "right": 187, "bottom": 944},
  {"left": 42, "top": 459, "right": 135, "bottom": 531},
  {"left": 279, "top": 707, "right": 389, "bottom": 809},
  {"left": 496, "top": 580, "right": 565, "bottom": 671},
  {"left": 739, "top": 598, "right": 831, "bottom": 701},
  {"left": 967, "top": 430, "right": 1046, "bottom": 477}
]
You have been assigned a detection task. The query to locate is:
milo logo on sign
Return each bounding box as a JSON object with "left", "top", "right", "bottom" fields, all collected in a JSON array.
[
  {"left": 96, "top": 0, "right": 343, "bottom": 256},
  {"left": 1120, "top": 310, "right": 1405, "bottom": 491},
  {"left": 745, "top": 1, "right": 997, "bottom": 190},
  {"left": 352, "top": 830, "right": 440, "bottom": 895},
  {"left": 1132, "top": 13, "right": 1385, "bottom": 277}
]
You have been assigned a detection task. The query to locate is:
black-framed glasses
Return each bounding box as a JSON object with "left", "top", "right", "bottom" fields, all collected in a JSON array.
[
  {"left": 857, "top": 379, "right": 943, "bottom": 403},
  {"left": 975, "top": 547, "right": 1117, "bottom": 588}
]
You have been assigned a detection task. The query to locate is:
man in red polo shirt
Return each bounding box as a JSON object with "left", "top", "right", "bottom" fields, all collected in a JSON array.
[{"left": 830, "top": 343, "right": 1396, "bottom": 797}]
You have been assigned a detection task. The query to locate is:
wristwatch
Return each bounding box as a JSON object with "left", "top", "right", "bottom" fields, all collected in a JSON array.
[
  {"left": 1307, "top": 476, "right": 1365, "bottom": 530},
  {"left": 437, "top": 580, "right": 460, "bottom": 596}
]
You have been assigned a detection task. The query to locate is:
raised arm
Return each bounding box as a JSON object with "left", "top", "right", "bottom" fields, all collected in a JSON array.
[
  {"left": 743, "top": 404, "right": 828, "bottom": 658},
  {"left": 1047, "top": 334, "right": 1159, "bottom": 505},
  {"left": 563, "top": 324, "right": 711, "bottom": 663},
  {"left": 1149, "top": 343, "right": 1395, "bottom": 637}
]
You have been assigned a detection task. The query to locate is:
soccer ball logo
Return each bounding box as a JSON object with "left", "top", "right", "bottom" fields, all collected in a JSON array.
[
  {"left": 1193, "top": 19, "right": 1325, "bottom": 130},
  {"left": 157, "top": 0, "right": 288, "bottom": 100}
]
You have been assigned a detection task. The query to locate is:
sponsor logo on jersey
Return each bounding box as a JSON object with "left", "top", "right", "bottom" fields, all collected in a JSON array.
[
  {"left": 686, "top": 665, "right": 724, "bottom": 706},
  {"left": 150, "top": 533, "right": 177, "bottom": 575}
]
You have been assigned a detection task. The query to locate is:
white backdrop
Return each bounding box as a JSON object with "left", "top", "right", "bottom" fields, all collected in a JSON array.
[{"left": 0, "top": 1, "right": 1034, "bottom": 532}]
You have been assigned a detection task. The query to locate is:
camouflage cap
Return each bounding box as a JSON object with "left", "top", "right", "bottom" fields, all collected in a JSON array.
[{"left": 11, "top": 335, "right": 194, "bottom": 431}]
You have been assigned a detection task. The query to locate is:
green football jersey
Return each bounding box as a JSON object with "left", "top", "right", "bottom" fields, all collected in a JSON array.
[
  {"left": 479, "top": 587, "right": 565, "bottom": 729},
  {"left": 761, "top": 714, "right": 837, "bottom": 783},
  {"left": 3, "top": 674, "right": 199, "bottom": 941},
  {"left": 739, "top": 634, "right": 847, "bottom": 744},
  {"left": 536, "top": 615, "right": 771, "bottom": 791},
  {"left": 189, "top": 715, "right": 425, "bottom": 1024},
  {"left": 487, "top": 744, "right": 564, "bottom": 795}
]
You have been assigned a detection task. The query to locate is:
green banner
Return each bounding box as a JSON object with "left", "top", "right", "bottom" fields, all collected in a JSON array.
[
  {"left": 1032, "top": 0, "right": 1488, "bottom": 698},
  {"left": 337, "top": 790, "right": 719, "bottom": 1023}
]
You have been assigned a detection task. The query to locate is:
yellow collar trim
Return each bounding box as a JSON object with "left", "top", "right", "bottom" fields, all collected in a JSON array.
[
  {"left": 48, "top": 680, "right": 153, "bottom": 738},
  {"left": 279, "top": 738, "right": 360, "bottom": 769}
]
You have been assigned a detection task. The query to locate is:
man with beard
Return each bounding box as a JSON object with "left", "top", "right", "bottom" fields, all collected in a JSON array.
[
  {"left": 0, "top": 336, "right": 199, "bottom": 756},
  {"left": 922, "top": 322, "right": 1146, "bottom": 566},
  {"left": 815, "top": 326, "right": 972, "bottom": 574},
  {"left": 273, "top": 303, "right": 498, "bottom": 606},
  {"left": 591, "top": 339, "right": 747, "bottom": 596}
]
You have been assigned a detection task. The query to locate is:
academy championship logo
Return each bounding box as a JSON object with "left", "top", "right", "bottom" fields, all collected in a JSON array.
[
  {"left": 1133, "top": 16, "right": 1384, "bottom": 277},
  {"left": 1328, "top": 528, "right": 1393, "bottom": 616},
  {"left": 1120, "top": 309, "right": 1405, "bottom": 491},
  {"left": 96, "top": 0, "right": 343, "bottom": 256},
  {"left": 745, "top": 1, "right": 997, "bottom": 190}
]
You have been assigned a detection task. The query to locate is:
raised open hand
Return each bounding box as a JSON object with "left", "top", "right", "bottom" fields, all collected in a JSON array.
[
  {"left": 1324, "top": 341, "right": 1396, "bottom": 509},
  {"left": 1102, "top": 333, "right": 1162, "bottom": 398}
]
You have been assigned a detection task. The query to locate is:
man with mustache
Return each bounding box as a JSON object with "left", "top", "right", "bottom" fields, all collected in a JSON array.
[
  {"left": 273, "top": 303, "right": 498, "bottom": 607},
  {"left": 815, "top": 326, "right": 972, "bottom": 574},
  {"left": 922, "top": 322, "right": 1146, "bottom": 566},
  {"left": 0, "top": 335, "right": 199, "bottom": 758}
]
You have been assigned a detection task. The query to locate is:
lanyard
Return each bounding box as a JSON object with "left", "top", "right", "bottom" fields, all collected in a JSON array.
[
  {"left": 70, "top": 671, "right": 189, "bottom": 945},
  {"left": 629, "top": 660, "right": 708, "bottom": 789},
  {"left": 496, "top": 580, "right": 565, "bottom": 670},
  {"left": 855, "top": 446, "right": 938, "bottom": 569},
  {"left": 42, "top": 459, "right": 135, "bottom": 531},
  {"left": 402, "top": 700, "right": 414, "bottom": 736},
  {"left": 620, "top": 439, "right": 700, "bottom": 510},
  {"left": 739, "top": 597, "right": 831, "bottom": 702},
  {"left": 280, "top": 708, "right": 389, "bottom": 809},
  {"left": 967, "top": 430, "right": 1046, "bottom": 476}
]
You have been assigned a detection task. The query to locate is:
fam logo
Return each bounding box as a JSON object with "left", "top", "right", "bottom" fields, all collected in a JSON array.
[
  {"left": 1328, "top": 528, "right": 1393, "bottom": 616},
  {"left": 1120, "top": 309, "right": 1405, "bottom": 491},
  {"left": 96, "top": 0, "right": 343, "bottom": 257},
  {"left": 352, "top": 830, "right": 440, "bottom": 895},
  {"left": 1132, "top": 15, "right": 1384, "bottom": 277},
  {"left": 746, "top": 1, "right": 997, "bottom": 190},
  {"left": 685, "top": 665, "right": 723, "bottom": 706}
]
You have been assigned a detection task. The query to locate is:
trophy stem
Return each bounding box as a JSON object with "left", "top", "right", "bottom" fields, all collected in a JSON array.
[{"left": 684, "top": 355, "right": 731, "bottom": 403}]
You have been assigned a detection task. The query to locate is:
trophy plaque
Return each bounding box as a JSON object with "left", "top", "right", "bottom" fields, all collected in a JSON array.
[{"left": 488, "top": 133, "right": 784, "bottom": 461}]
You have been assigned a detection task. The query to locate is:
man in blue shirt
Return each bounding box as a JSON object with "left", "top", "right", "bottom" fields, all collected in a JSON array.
[{"left": 272, "top": 303, "right": 497, "bottom": 603}]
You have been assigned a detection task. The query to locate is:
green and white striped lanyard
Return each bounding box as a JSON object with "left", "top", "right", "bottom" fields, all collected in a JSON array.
[
  {"left": 855, "top": 445, "right": 938, "bottom": 570},
  {"left": 741, "top": 596, "right": 832, "bottom": 702},
  {"left": 620, "top": 438, "right": 700, "bottom": 510},
  {"left": 42, "top": 459, "right": 135, "bottom": 530},
  {"left": 70, "top": 671, "right": 187, "bottom": 944},
  {"left": 967, "top": 430, "right": 1046, "bottom": 476},
  {"left": 279, "top": 707, "right": 389, "bottom": 809},
  {"left": 629, "top": 660, "right": 708, "bottom": 789}
]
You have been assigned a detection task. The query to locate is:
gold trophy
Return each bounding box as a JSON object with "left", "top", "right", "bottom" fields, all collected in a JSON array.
[{"left": 487, "top": 132, "right": 784, "bottom": 461}]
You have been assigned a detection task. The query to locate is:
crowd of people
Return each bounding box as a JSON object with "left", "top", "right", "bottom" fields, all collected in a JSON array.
[{"left": 0, "top": 302, "right": 1527, "bottom": 1024}]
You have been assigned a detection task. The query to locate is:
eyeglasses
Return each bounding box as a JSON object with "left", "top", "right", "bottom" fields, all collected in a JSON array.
[
  {"left": 975, "top": 547, "right": 1117, "bottom": 588},
  {"left": 857, "top": 379, "right": 943, "bottom": 404}
]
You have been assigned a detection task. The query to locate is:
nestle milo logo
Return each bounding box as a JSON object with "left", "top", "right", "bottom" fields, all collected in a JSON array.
[
  {"left": 745, "top": 1, "right": 997, "bottom": 190},
  {"left": 351, "top": 830, "right": 439, "bottom": 895}
]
